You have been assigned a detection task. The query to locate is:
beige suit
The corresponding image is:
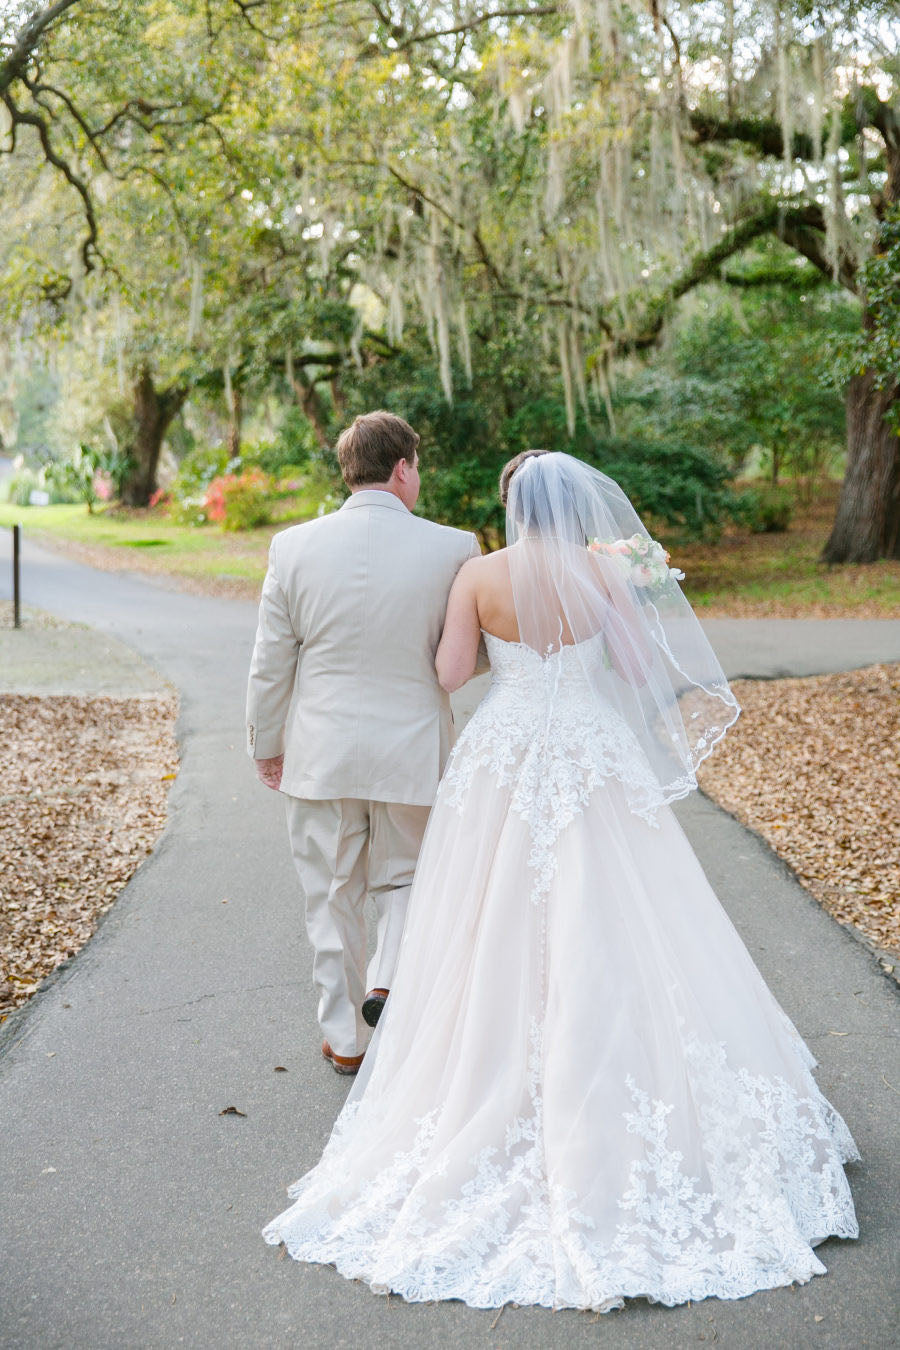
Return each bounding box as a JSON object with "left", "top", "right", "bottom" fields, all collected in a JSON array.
[{"left": 247, "top": 490, "right": 480, "bottom": 1055}]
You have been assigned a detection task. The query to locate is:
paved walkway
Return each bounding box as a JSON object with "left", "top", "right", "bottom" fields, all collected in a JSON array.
[{"left": 0, "top": 530, "right": 897, "bottom": 1349}]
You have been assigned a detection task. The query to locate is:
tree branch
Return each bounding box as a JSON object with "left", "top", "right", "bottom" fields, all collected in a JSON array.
[
  {"left": 397, "top": 7, "right": 560, "bottom": 48},
  {"left": 92, "top": 98, "right": 190, "bottom": 140},
  {"left": 854, "top": 88, "right": 900, "bottom": 208},
  {"left": 24, "top": 75, "right": 112, "bottom": 171},
  {"left": 721, "top": 261, "right": 826, "bottom": 289},
  {"left": 621, "top": 200, "right": 857, "bottom": 352},
  {"left": 0, "top": 0, "right": 81, "bottom": 98},
  {"left": 778, "top": 205, "right": 859, "bottom": 294},
  {"left": 1, "top": 88, "right": 97, "bottom": 272},
  {"left": 688, "top": 110, "right": 819, "bottom": 162}
]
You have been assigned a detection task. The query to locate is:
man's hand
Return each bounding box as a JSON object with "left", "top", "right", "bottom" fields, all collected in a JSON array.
[{"left": 256, "top": 755, "right": 284, "bottom": 791}]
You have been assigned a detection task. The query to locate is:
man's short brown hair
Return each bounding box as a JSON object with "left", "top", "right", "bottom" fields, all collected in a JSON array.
[
  {"left": 499, "top": 449, "right": 550, "bottom": 507},
  {"left": 335, "top": 411, "right": 420, "bottom": 488}
]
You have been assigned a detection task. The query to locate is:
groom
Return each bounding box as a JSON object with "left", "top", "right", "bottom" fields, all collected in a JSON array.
[{"left": 246, "top": 411, "right": 481, "bottom": 1073}]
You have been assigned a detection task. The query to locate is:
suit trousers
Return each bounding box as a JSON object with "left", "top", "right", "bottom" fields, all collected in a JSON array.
[{"left": 285, "top": 796, "right": 431, "bottom": 1057}]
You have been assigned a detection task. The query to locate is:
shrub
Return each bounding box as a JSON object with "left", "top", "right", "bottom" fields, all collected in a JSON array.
[
  {"left": 172, "top": 444, "right": 232, "bottom": 500},
  {"left": 169, "top": 445, "right": 232, "bottom": 524},
  {"left": 420, "top": 438, "right": 740, "bottom": 546},
  {"left": 205, "top": 468, "right": 273, "bottom": 530},
  {"left": 591, "top": 438, "right": 739, "bottom": 541},
  {"left": 735, "top": 485, "right": 795, "bottom": 533},
  {"left": 241, "top": 410, "right": 319, "bottom": 477},
  {"left": 418, "top": 456, "right": 505, "bottom": 547},
  {"left": 271, "top": 464, "right": 312, "bottom": 492},
  {"left": 2, "top": 465, "right": 57, "bottom": 506},
  {"left": 341, "top": 339, "right": 743, "bottom": 544},
  {"left": 43, "top": 443, "right": 133, "bottom": 512}
]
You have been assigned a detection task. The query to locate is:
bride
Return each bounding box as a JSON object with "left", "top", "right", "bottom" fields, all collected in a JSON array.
[{"left": 263, "top": 449, "right": 858, "bottom": 1313}]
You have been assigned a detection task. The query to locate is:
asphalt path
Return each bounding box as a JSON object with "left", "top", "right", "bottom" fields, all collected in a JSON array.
[{"left": 0, "top": 529, "right": 897, "bottom": 1350}]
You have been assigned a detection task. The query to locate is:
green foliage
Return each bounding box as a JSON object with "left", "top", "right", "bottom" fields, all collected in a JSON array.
[
  {"left": 592, "top": 439, "right": 738, "bottom": 539},
  {"left": 2, "top": 463, "right": 79, "bottom": 507},
  {"left": 167, "top": 428, "right": 320, "bottom": 525},
  {"left": 11, "top": 367, "right": 60, "bottom": 462},
  {"left": 240, "top": 408, "right": 318, "bottom": 477},
  {"left": 2, "top": 468, "right": 39, "bottom": 507},
  {"left": 833, "top": 203, "right": 900, "bottom": 430},
  {"left": 614, "top": 277, "right": 854, "bottom": 489},
  {"left": 734, "top": 485, "right": 795, "bottom": 533},
  {"left": 206, "top": 469, "right": 273, "bottom": 531},
  {"left": 170, "top": 444, "right": 231, "bottom": 522},
  {"left": 0, "top": 0, "right": 891, "bottom": 546},
  {"left": 45, "top": 445, "right": 100, "bottom": 511},
  {"left": 419, "top": 456, "right": 505, "bottom": 541},
  {"left": 45, "top": 443, "right": 132, "bottom": 511},
  {"left": 343, "top": 333, "right": 741, "bottom": 542},
  {"left": 164, "top": 412, "right": 197, "bottom": 463}
]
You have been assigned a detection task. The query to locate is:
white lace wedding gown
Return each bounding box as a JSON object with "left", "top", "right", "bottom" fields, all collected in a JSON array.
[{"left": 263, "top": 632, "right": 859, "bottom": 1312}]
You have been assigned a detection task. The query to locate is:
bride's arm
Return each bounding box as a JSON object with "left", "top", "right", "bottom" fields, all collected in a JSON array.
[
  {"left": 588, "top": 555, "right": 653, "bottom": 686},
  {"left": 436, "top": 560, "right": 482, "bottom": 693}
]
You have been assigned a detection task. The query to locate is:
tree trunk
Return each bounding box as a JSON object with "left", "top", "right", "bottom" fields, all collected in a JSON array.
[
  {"left": 287, "top": 370, "right": 330, "bottom": 448},
  {"left": 330, "top": 375, "right": 346, "bottom": 419},
  {"left": 822, "top": 371, "right": 900, "bottom": 563},
  {"left": 120, "top": 367, "right": 186, "bottom": 507},
  {"left": 823, "top": 99, "right": 900, "bottom": 563},
  {"left": 226, "top": 386, "right": 242, "bottom": 459}
]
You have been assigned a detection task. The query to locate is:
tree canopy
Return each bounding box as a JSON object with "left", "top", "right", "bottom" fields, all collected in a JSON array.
[{"left": 1, "top": 1, "right": 897, "bottom": 554}]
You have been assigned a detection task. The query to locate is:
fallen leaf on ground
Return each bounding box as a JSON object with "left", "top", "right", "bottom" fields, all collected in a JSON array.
[
  {"left": 698, "top": 664, "right": 900, "bottom": 962},
  {"left": 0, "top": 693, "right": 178, "bottom": 1012}
]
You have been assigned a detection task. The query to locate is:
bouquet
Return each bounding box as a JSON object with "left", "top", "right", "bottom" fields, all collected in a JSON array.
[{"left": 588, "top": 533, "right": 685, "bottom": 593}]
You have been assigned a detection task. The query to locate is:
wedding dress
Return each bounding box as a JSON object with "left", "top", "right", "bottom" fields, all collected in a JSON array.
[{"left": 263, "top": 455, "right": 858, "bottom": 1312}]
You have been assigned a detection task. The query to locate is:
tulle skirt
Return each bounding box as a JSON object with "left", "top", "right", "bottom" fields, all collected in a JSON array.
[{"left": 263, "top": 765, "right": 858, "bottom": 1312}]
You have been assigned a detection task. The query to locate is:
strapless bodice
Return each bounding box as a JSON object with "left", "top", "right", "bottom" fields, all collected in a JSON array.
[
  {"left": 481, "top": 630, "right": 605, "bottom": 702},
  {"left": 439, "top": 631, "right": 667, "bottom": 888}
]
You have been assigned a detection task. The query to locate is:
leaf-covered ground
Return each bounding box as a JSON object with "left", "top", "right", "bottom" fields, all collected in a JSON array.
[
  {"left": 0, "top": 694, "right": 178, "bottom": 1013},
  {"left": 698, "top": 664, "right": 900, "bottom": 965}
]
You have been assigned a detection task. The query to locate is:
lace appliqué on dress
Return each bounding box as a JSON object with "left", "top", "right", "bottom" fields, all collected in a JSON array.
[
  {"left": 263, "top": 1030, "right": 858, "bottom": 1312},
  {"left": 441, "top": 634, "right": 669, "bottom": 901}
]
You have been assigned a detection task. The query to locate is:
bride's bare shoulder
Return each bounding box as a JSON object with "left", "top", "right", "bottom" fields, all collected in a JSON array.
[
  {"left": 455, "top": 547, "right": 509, "bottom": 581},
  {"left": 474, "top": 546, "right": 512, "bottom": 571}
]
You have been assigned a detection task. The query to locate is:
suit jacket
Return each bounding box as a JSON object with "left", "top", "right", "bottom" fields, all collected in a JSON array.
[{"left": 246, "top": 490, "right": 481, "bottom": 805}]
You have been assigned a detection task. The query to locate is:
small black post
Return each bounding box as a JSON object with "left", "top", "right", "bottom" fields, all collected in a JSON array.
[{"left": 13, "top": 522, "right": 21, "bottom": 629}]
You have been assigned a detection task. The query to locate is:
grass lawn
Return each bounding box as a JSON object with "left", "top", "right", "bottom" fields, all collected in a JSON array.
[
  {"left": 0, "top": 499, "right": 317, "bottom": 591},
  {"left": 2, "top": 483, "right": 898, "bottom": 615},
  {"left": 678, "top": 484, "right": 900, "bottom": 618}
]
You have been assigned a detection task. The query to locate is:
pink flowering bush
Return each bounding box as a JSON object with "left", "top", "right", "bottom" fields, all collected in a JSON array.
[
  {"left": 205, "top": 468, "right": 272, "bottom": 530},
  {"left": 92, "top": 472, "right": 113, "bottom": 502},
  {"left": 204, "top": 475, "right": 227, "bottom": 523}
]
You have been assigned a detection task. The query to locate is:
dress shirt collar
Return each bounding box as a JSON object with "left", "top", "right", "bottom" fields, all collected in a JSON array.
[{"left": 340, "top": 489, "right": 411, "bottom": 514}]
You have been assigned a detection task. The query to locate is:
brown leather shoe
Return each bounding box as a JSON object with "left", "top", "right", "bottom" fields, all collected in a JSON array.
[
  {"left": 321, "top": 1040, "right": 365, "bottom": 1076},
  {"left": 362, "top": 988, "right": 389, "bottom": 1028}
]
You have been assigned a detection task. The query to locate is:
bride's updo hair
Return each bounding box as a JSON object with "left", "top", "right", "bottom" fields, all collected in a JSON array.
[{"left": 499, "top": 449, "right": 550, "bottom": 507}]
